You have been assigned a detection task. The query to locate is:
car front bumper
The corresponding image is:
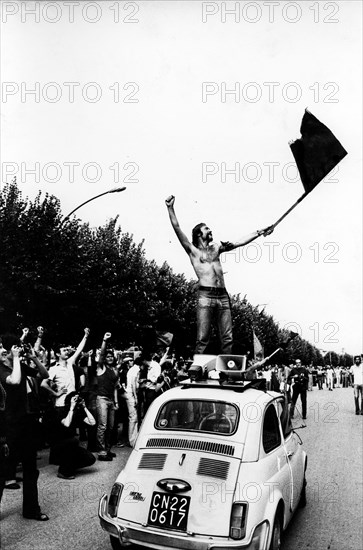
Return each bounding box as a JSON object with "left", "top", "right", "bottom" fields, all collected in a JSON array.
[{"left": 98, "top": 494, "right": 270, "bottom": 550}]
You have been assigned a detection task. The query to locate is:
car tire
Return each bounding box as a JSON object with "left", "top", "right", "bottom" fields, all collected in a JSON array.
[
  {"left": 110, "top": 536, "right": 123, "bottom": 550},
  {"left": 298, "top": 470, "right": 307, "bottom": 508},
  {"left": 109, "top": 535, "right": 135, "bottom": 549},
  {"left": 269, "top": 511, "right": 282, "bottom": 550}
]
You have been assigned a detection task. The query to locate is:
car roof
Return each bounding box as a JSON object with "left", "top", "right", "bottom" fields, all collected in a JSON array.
[
  {"left": 171, "top": 381, "right": 281, "bottom": 405},
  {"left": 167, "top": 379, "right": 281, "bottom": 406}
]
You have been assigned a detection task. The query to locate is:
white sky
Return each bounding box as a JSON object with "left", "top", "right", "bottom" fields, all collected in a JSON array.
[{"left": 1, "top": 0, "right": 362, "bottom": 355}]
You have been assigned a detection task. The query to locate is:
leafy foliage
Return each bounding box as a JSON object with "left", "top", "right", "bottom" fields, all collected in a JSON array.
[{"left": 0, "top": 181, "right": 350, "bottom": 364}]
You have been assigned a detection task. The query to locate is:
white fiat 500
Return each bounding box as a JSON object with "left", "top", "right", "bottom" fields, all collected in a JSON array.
[{"left": 99, "top": 356, "right": 307, "bottom": 550}]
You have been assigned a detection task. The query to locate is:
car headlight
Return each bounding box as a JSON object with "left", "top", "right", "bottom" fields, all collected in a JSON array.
[
  {"left": 108, "top": 483, "right": 123, "bottom": 518},
  {"left": 229, "top": 502, "right": 248, "bottom": 540}
]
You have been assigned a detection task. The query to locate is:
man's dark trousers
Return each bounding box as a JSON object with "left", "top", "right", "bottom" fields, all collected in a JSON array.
[
  {"left": 290, "top": 385, "right": 307, "bottom": 418},
  {"left": 6, "top": 416, "right": 40, "bottom": 517}
]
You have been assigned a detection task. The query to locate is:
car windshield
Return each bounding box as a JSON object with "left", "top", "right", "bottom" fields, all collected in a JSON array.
[{"left": 155, "top": 399, "right": 239, "bottom": 435}]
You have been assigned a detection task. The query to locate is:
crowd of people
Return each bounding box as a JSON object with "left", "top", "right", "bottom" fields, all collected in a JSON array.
[
  {"left": 255, "top": 361, "right": 360, "bottom": 392},
  {"left": 0, "top": 326, "right": 193, "bottom": 520},
  {"left": 0, "top": 325, "right": 362, "bottom": 522},
  {"left": 253, "top": 357, "right": 363, "bottom": 419}
]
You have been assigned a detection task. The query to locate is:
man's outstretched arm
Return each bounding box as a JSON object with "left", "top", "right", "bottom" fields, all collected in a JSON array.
[
  {"left": 220, "top": 226, "right": 274, "bottom": 252},
  {"left": 165, "top": 195, "right": 193, "bottom": 254},
  {"left": 69, "top": 328, "right": 90, "bottom": 364},
  {"left": 245, "top": 348, "right": 282, "bottom": 374}
]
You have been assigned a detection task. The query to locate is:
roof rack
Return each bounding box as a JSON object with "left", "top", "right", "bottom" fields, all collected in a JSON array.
[{"left": 181, "top": 378, "right": 267, "bottom": 393}]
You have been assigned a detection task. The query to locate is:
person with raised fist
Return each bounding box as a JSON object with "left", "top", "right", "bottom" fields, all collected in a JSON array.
[
  {"left": 41, "top": 328, "right": 90, "bottom": 419},
  {"left": 0, "top": 338, "right": 49, "bottom": 521},
  {"left": 92, "top": 332, "right": 119, "bottom": 461},
  {"left": 165, "top": 195, "right": 273, "bottom": 355}
]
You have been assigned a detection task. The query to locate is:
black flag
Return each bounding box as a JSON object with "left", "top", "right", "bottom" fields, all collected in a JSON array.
[
  {"left": 279, "top": 331, "right": 299, "bottom": 350},
  {"left": 290, "top": 109, "right": 347, "bottom": 194}
]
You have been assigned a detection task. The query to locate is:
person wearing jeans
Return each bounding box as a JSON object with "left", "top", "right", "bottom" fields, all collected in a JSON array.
[
  {"left": 165, "top": 195, "right": 273, "bottom": 355},
  {"left": 96, "top": 395, "right": 116, "bottom": 459},
  {"left": 196, "top": 287, "right": 233, "bottom": 354},
  {"left": 93, "top": 333, "right": 119, "bottom": 461}
]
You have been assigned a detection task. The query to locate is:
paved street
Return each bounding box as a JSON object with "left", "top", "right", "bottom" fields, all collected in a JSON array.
[{"left": 1, "top": 386, "right": 362, "bottom": 550}]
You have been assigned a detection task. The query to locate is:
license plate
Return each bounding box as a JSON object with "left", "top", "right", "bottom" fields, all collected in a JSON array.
[{"left": 148, "top": 492, "right": 190, "bottom": 531}]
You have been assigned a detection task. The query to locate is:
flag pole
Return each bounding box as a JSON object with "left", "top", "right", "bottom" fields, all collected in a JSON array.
[{"left": 271, "top": 191, "right": 308, "bottom": 230}]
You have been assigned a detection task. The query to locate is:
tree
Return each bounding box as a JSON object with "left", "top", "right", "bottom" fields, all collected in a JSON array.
[{"left": 1, "top": 180, "right": 351, "bottom": 361}]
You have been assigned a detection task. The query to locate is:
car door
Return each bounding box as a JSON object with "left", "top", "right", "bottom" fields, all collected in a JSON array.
[
  {"left": 276, "top": 397, "right": 304, "bottom": 512},
  {"left": 260, "top": 403, "right": 292, "bottom": 519}
]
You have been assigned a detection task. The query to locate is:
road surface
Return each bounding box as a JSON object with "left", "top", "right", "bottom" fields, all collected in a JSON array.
[{"left": 1, "top": 386, "right": 362, "bottom": 550}]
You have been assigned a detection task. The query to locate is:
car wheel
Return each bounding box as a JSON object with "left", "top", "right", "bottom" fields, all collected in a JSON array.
[
  {"left": 299, "top": 470, "right": 307, "bottom": 508},
  {"left": 269, "top": 512, "right": 282, "bottom": 550},
  {"left": 109, "top": 535, "right": 134, "bottom": 549},
  {"left": 110, "top": 536, "right": 122, "bottom": 550}
]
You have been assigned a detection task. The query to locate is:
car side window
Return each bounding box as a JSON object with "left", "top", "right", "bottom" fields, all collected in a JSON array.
[
  {"left": 277, "top": 397, "right": 292, "bottom": 438},
  {"left": 262, "top": 404, "right": 282, "bottom": 454}
]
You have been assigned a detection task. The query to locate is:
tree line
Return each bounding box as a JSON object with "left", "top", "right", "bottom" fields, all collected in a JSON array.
[{"left": 0, "top": 181, "right": 353, "bottom": 366}]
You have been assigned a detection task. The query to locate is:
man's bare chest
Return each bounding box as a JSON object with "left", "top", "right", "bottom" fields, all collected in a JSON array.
[{"left": 197, "top": 246, "right": 220, "bottom": 264}]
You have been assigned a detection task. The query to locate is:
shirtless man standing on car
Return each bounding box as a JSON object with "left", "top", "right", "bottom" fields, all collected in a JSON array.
[{"left": 165, "top": 195, "right": 273, "bottom": 354}]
